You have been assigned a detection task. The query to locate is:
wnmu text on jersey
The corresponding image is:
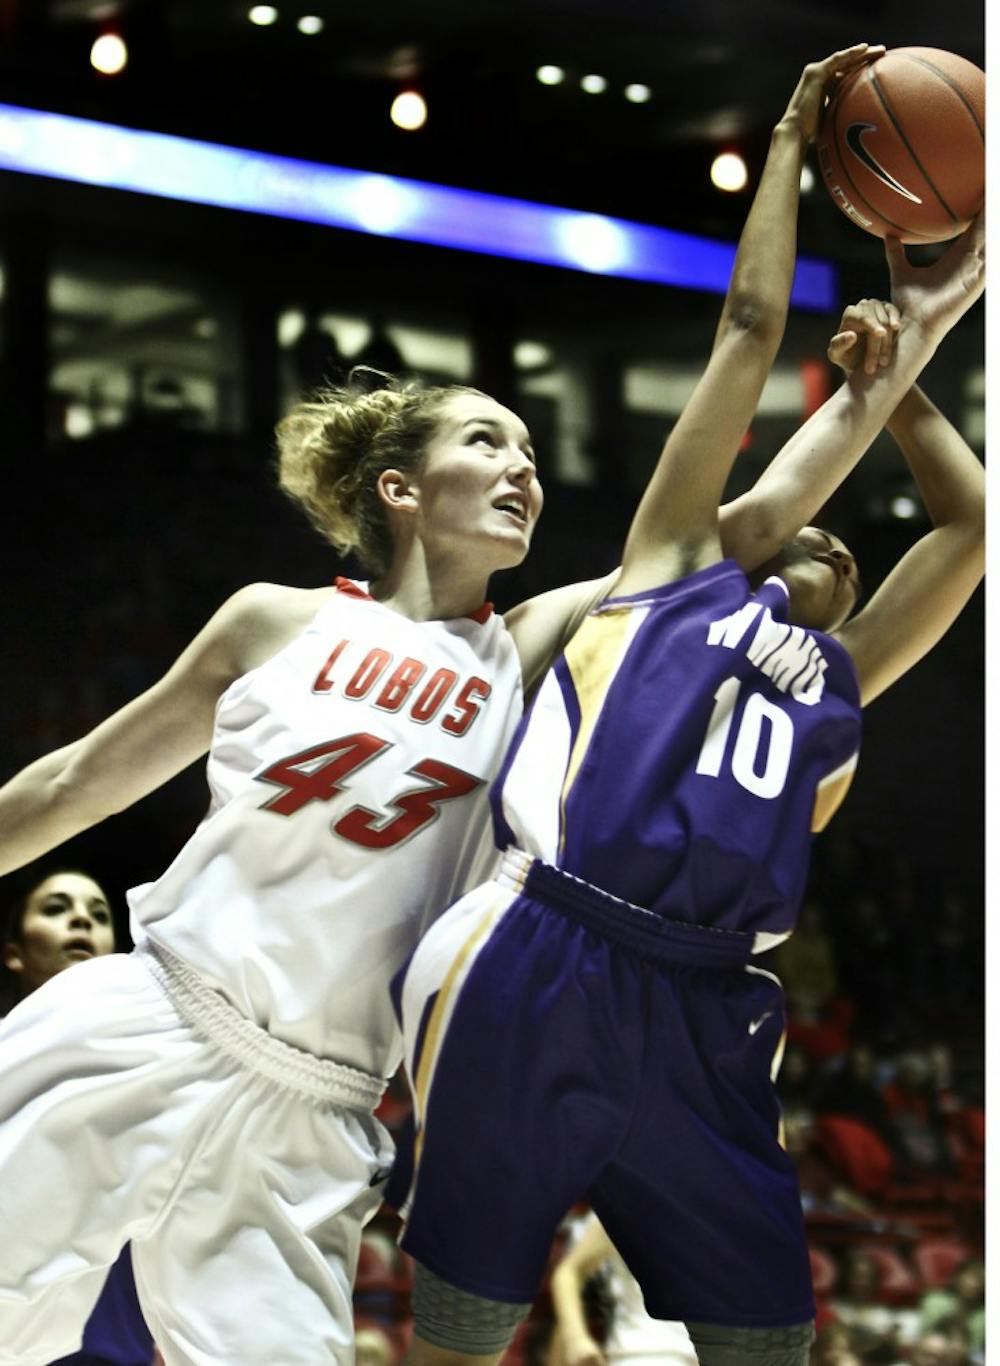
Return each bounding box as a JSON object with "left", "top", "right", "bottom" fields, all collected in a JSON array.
[{"left": 706, "top": 591, "right": 829, "bottom": 706}]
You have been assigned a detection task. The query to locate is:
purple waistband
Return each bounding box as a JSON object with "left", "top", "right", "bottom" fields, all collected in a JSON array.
[{"left": 498, "top": 848, "right": 754, "bottom": 969}]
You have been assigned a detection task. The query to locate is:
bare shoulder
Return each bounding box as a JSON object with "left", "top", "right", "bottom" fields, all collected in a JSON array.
[
  {"left": 215, "top": 582, "right": 338, "bottom": 677},
  {"left": 505, "top": 571, "right": 619, "bottom": 695}
]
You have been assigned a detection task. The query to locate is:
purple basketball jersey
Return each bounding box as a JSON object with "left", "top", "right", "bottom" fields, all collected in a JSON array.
[{"left": 492, "top": 560, "right": 861, "bottom": 936}]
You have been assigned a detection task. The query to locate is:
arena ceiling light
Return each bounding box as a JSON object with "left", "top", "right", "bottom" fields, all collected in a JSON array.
[
  {"left": 297, "top": 15, "right": 324, "bottom": 35},
  {"left": 535, "top": 65, "right": 565, "bottom": 85},
  {"left": 710, "top": 151, "right": 748, "bottom": 193},
  {"left": 248, "top": 5, "right": 279, "bottom": 25},
  {"left": 0, "top": 102, "right": 836, "bottom": 310},
  {"left": 90, "top": 32, "right": 128, "bottom": 75},
  {"left": 624, "top": 84, "right": 652, "bottom": 104},
  {"left": 513, "top": 341, "right": 552, "bottom": 369},
  {"left": 390, "top": 91, "right": 428, "bottom": 131},
  {"left": 890, "top": 494, "right": 920, "bottom": 520}
]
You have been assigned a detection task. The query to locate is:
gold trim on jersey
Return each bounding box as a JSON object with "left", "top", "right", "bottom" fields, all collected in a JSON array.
[
  {"left": 811, "top": 751, "right": 859, "bottom": 832},
  {"left": 558, "top": 609, "right": 639, "bottom": 854},
  {"left": 770, "top": 1026, "right": 787, "bottom": 1085},
  {"left": 773, "top": 1029, "right": 789, "bottom": 1145}
]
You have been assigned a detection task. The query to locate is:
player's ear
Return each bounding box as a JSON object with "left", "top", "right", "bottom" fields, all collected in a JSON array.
[
  {"left": 2, "top": 940, "right": 25, "bottom": 974},
  {"left": 377, "top": 468, "right": 419, "bottom": 513}
]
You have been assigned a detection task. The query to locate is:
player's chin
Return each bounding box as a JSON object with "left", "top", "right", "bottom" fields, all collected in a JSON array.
[
  {"left": 789, "top": 590, "right": 836, "bottom": 633},
  {"left": 826, "top": 582, "right": 860, "bottom": 632},
  {"left": 491, "top": 524, "right": 534, "bottom": 567},
  {"left": 810, "top": 594, "right": 853, "bottom": 634}
]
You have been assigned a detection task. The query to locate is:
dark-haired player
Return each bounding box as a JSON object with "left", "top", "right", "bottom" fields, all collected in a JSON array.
[{"left": 390, "top": 52, "right": 985, "bottom": 1366}]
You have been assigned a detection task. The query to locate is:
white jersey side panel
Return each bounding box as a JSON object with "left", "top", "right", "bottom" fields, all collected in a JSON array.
[
  {"left": 127, "top": 584, "right": 522, "bottom": 1077},
  {"left": 497, "top": 607, "right": 646, "bottom": 864},
  {"left": 495, "top": 667, "right": 571, "bottom": 865}
]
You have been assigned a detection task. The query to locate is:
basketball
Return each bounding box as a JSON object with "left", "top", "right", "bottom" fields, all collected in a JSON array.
[{"left": 815, "top": 47, "right": 984, "bottom": 243}]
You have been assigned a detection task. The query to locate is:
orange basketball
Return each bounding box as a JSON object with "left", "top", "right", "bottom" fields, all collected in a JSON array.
[{"left": 815, "top": 47, "right": 985, "bottom": 243}]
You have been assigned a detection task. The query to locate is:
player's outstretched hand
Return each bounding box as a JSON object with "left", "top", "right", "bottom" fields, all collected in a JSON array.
[
  {"left": 886, "top": 208, "right": 986, "bottom": 338},
  {"left": 828, "top": 298, "right": 901, "bottom": 376},
  {"left": 781, "top": 43, "right": 885, "bottom": 144}
]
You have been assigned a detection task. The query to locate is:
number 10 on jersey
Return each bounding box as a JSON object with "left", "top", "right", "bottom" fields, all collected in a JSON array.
[{"left": 695, "top": 676, "right": 794, "bottom": 799}]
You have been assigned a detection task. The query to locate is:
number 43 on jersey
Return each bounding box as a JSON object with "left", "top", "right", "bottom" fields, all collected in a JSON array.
[{"left": 257, "top": 732, "right": 482, "bottom": 851}]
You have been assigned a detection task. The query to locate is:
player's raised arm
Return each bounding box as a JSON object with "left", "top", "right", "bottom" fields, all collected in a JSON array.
[
  {"left": 0, "top": 584, "right": 295, "bottom": 875},
  {"left": 616, "top": 44, "right": 882, "bottom": 598},
  {"left": 831, "top": 270, "right": 986, "bottom": 705},
  {"left": 835, "top": 383, "right": 984, "bottom": 704},
  {"left": 718, "top": 297, "right": 896, "bottom": 571},
  {"left": 719, "top": 212, "right": 986, "bottom": 576}
]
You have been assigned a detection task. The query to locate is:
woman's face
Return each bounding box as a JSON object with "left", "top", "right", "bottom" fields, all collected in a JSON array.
[
  {"left": 4, "top": 872, "right": 115, "bottom": 994},
  {"left": 405, "top": 393, "right": 544, "bottom": 573},
  {"left": 756, "top": 527, "right": 860, "bottom": 633}
]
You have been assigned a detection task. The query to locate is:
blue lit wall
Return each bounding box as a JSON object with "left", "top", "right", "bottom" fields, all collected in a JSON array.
[{"left": 0, "top": 102, "right": 836, "bottom": 310}]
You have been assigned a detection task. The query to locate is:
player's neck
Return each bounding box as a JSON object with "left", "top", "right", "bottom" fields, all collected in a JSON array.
[{"left": 372, "top": 541, "right": 489, "bottom": 622}]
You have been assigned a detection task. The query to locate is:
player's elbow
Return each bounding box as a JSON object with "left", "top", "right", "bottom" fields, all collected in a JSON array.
[
  {"left": 963, "top": 513, "right": 985, "bottom": 576},
  {"left": 968, "top": 474, "right": 986, "bottom": 537},
  {"left": 967, "top": 499, "right": 986, "bottom": 547},
  {"left": 934, "top": 518, "right": 985, "bottom": 596},
  {"left": 937, "top": 488, "right": 985, "bottom": 545},
  {"left": 721, "top": 291, "right": 786, "bottom": 352},
  {"left": 719, "top": 492, "right": 783, "bottom": 572}
]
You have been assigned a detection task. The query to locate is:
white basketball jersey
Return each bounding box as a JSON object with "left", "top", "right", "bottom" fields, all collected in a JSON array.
[{"left": 128, "top": 580, "right": 523, "bottom": 1077}]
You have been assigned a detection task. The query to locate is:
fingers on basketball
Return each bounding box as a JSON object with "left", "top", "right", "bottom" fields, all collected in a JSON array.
[{"left": 816, "top": 48, "right": 985, "bottom": 244}]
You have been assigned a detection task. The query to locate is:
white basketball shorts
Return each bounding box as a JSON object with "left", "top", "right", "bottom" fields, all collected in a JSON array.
[{"left": 0, "top": 946, "right": 392, "bottom": 1365}]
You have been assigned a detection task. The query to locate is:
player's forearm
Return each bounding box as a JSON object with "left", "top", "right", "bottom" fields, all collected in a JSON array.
[
  {"left": 721, "top": 316, "right": 940, "bottom": 570},
  {"left": 717, "top": 121, "right": 804, "bottom": 346},
  {"left": 625, "top": 127, "right": 807, "bottom": 577},
  {"left": 885, "top": 383, "right": 985, "bottom": 529},
  {"left": 0, "top": 744, "right": 108, "bottom": 875},
  {"left": 549, "top": 1265, "right": 593, "bottom": 1346}
]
